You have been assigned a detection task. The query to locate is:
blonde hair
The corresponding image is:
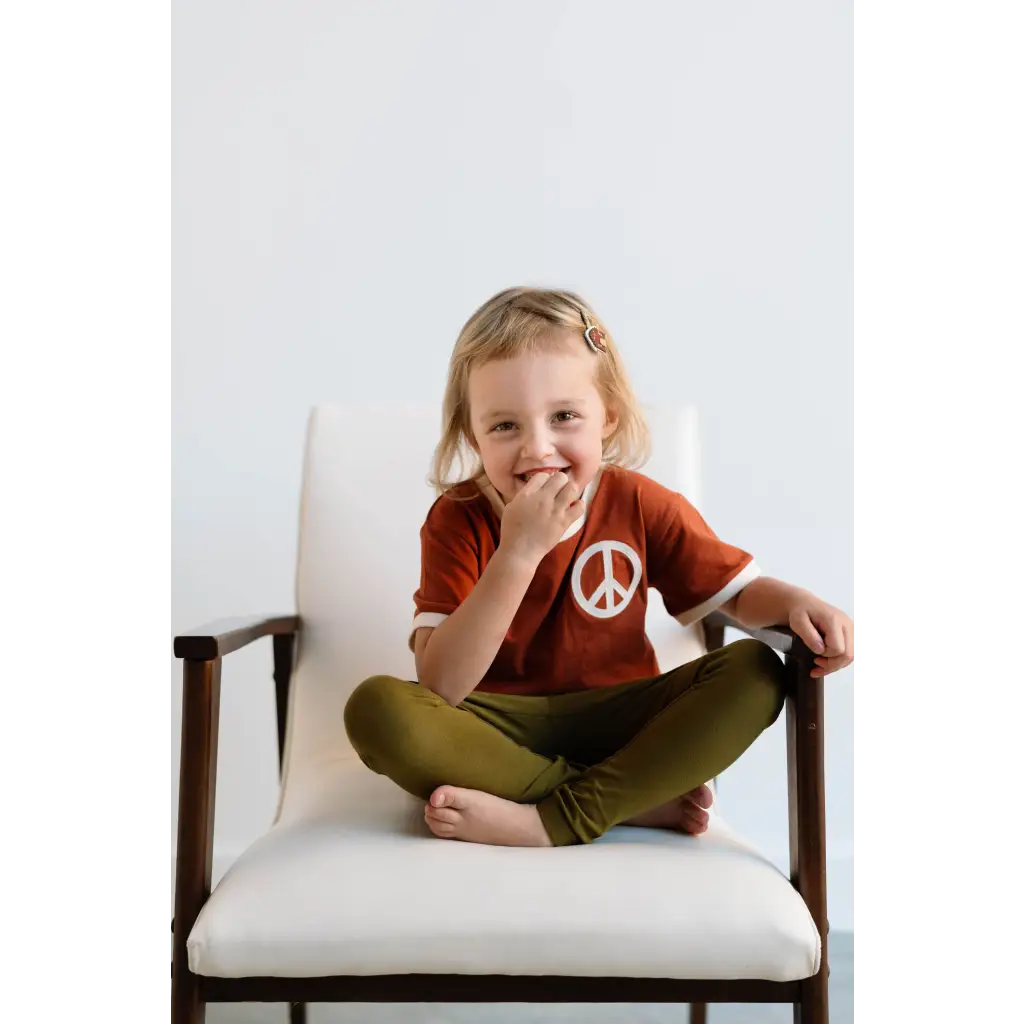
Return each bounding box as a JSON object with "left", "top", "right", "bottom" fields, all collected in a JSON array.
[{"left": 429, "top": 287, "right": 651, "bottom": 495}]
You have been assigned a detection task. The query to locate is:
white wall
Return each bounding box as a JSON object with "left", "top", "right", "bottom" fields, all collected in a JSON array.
[{"left": 173, "top": 1, "right": 852, "bottom": 928}]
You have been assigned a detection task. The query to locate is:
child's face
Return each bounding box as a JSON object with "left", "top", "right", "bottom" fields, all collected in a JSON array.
[{"left": 466, "top": 334, "right": 618, "bottom": 503}]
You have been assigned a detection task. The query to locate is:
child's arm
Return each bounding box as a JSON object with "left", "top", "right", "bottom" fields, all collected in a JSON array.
[
  {"left": 720, "top": 576, "right": 854, "bottom": 678},
  {"left": 416, "top": 470, "right": 583, "bottom": 705},
  {"left": 414, "top": 546, "right": 537, "bottom": 705}
]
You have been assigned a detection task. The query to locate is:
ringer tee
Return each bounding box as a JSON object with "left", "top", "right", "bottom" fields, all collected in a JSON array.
[{"left": 410, "top": 464, "right": 759, "bottom": 695}]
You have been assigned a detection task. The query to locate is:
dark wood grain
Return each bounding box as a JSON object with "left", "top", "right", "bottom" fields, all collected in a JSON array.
[
  {"left": 174, "top": 615, "right": 300, "bottom": 660},
  {"left": 199, "top": 976, "right": 800, "bottom": 1004},
  {"left": 273, "top": 631, "right": 302, "bottom": 1024},
  {"left": 786, "top": 655, "right": 829, "bottom": 1024},
  {"left": 172, "top": 658, "right": 222, "bottom": 1024},
  {"left": 689, "top": 1000, "right": 708, "bottom": 1024},
  {"left": 272, "top": 632, "right": 297, "bottom": 772},
  {"left": 702, "top": 615, "right": 726, "bottom": 652}
]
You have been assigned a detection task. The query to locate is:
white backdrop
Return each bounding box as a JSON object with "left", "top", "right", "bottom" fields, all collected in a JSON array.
[{"left": 173, "top": 0, "right": 852, "bottom": 928}]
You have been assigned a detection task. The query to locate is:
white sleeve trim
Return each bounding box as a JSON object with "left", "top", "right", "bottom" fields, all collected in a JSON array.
[
  {"left": 673, "top": 560, "right": 761, "bottom": 628},
  {"left": 408, "top": 611, "right": 449, "bottom": 651}
]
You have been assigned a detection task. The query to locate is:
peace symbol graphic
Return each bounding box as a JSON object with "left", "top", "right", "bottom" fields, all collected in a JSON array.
[{"left": 571, "top": 540, "right": 642, "bottom": 619}]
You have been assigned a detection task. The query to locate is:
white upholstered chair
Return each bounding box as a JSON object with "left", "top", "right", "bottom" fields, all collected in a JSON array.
[{"left": 172, "top": 404, "right": 830, "bottom": 1023}]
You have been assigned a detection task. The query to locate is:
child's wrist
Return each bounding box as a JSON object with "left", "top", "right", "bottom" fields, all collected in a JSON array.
[{"left": 493, "top": 543, "right": 542, "bottom": 580}]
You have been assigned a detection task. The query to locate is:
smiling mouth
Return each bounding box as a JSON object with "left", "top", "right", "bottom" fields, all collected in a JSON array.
[{"left": 516, "top": 466, "right": 571, "bottom": 483}]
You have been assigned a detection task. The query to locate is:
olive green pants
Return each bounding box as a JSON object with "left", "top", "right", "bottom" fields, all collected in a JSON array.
[{"left": 343, "top": 638, "right": 786, "bottom": 847}]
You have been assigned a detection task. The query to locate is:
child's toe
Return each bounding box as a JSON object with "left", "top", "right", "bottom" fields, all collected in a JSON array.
[
  {"left": 427, "top": 806, "right": 460, "bottom": 825},
  {"left": 430, "top": 785, "right": 456, "bottom": 808},
  {"left": 426, "top": 818, "right": 457, "bottom": 838}
]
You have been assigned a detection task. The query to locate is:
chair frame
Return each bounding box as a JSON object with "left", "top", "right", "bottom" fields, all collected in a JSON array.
[{"left": 172, "top": 611, "right": 829, "bottom": 1024}]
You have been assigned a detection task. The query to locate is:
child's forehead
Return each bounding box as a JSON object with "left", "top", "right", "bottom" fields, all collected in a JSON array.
[
  {"left": 471, "top": 327, "right": 590, "bottom": 376},
  {"left": 468, "top": 345, "right": 598, "bottom": 402}
]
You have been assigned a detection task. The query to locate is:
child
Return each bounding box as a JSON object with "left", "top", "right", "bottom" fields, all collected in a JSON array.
[{"left": 344, "top": 287, "right": 853, "bottom": 848}]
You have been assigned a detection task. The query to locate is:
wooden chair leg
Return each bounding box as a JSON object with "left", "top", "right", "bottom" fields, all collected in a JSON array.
[
  {"left": 172, "top": 658, "right": 222, "bottom": 1024},
  {"left": 787, "top": 651, "right": 830, "bottom": 1024},
  {"left": 689, "top": 1001, "right": 708, "bottom": 1024},
  {"left": 795, "top": 968, "right": 829, "bottom": 1023},
  {"left": 277, "top": 637, "right": 302, "bottom": 1024}
]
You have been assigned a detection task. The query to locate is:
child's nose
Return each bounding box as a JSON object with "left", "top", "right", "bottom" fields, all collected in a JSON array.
[{"left": 520, "top": 427, "right": 555, "bottom": 460}]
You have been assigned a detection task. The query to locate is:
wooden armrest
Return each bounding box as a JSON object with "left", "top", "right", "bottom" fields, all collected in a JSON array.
[
  {"left": 173, "top": 615, "right": 300, "bottom": 660},
  {"left": 704, "top": 611, "right": 815, "bottom": 663}
]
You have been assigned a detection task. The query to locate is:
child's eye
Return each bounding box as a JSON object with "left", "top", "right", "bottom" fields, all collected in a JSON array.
[
  {"left": 491, "top": 421, "right": 515, "bottom": 433},
  {"left": 553, "top": 410, "right": 578, "bottom": 423}
]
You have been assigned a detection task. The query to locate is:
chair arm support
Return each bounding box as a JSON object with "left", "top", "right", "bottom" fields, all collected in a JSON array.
[
  {"left": 172, "top": 614, "right": 300, "bottom": 1003},
  {"left": 703, "top": 611, "right": 815, "bottom": 664},
  {"left": 703, "top": 608, "right": 830, "bottom": 1008},
  {"left": 174, "top": 614, "right": 301, "bottom": 660}
]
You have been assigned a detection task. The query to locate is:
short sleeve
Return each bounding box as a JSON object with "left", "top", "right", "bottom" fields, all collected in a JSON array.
[
  {"left": 409, "top": 495, "right": 482, "bottom": 650},
  {"left": 642, "top": 477, "right": 760, "bottom": 626}
]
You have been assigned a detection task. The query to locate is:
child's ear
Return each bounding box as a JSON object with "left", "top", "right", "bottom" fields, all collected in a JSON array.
[{"left": 601, "top": 406, "right": 620, "bottom": 441}]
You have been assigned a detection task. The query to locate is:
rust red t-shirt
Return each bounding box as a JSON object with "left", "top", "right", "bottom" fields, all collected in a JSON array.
[{"left": 410, "top": 464, "right": 759, "bottom": 695}]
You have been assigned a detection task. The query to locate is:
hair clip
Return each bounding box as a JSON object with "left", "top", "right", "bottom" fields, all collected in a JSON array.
[{"left": 582, "top": 321, "right": 607, "bottom": 354}]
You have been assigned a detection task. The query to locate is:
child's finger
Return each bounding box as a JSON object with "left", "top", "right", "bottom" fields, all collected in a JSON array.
[
  {"left": 821, "top": 617, "right": 846, "bottom": 657},
  {"left": 813, "top": 653, "right": 852, "bottom": 676},
  {"left": 791, "top": 610, "right": 825, "bottom": 654},
  {"left": 810, "top": 660, "right": 840, "bottom": 677},
  {"left": 523, "top": 471, "right": 549, "bottom": 493},
  {"left": 553, "top": 475, "right": 580, "bottom": 509},
  {"left": 540, "top": 470, "right": 570, "bottom": 493},
  {"left": 564, "top": 498, "right": 585, "bottom": 521}
]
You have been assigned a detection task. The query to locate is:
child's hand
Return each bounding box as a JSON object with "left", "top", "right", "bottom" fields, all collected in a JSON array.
[
  {"left": 788, "top": 596, "right": 854, "bottom": 678},
  {"left": 499, "top": 471, "right": 584, "bottom": 566}
]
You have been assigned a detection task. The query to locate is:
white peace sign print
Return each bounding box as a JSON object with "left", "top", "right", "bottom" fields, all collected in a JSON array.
[{"left": 571, "top": 540, "right": 642, "bottom": 619}]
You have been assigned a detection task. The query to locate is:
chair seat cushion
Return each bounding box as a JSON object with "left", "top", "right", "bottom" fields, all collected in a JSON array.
[{"left": 188, "top": 759, "right": 819, "bottom": 981}]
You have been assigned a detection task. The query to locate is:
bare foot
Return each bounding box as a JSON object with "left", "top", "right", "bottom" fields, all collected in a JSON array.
[
  {"left": 424, "top": 786, "right": 554, "bottom": 847},
  {"left": 622, "top": 783, "right": 714, "bottom": 835}
]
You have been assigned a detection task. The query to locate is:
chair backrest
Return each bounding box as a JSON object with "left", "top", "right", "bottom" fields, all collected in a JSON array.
[{"left": 278, "top": 404, "right": 709, "bottom": 809}]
